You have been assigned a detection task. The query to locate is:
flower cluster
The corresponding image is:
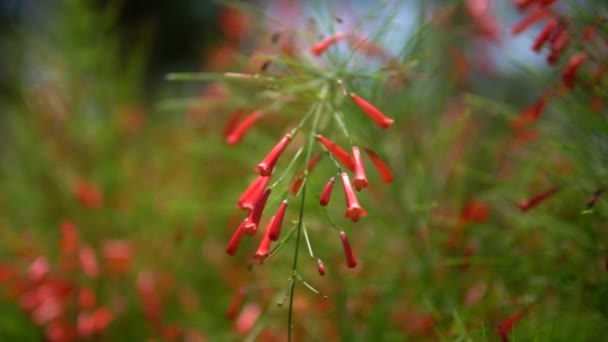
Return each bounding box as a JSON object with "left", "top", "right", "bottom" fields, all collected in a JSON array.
[
  {"left": 224, "top": 99, "right": 395, "bottom": 268},
  {"left": 510, "top": 0, "right": 606, "bottom": 133},
  {"left": 218, "top": 27, "right": 397, "bottom": 272}
]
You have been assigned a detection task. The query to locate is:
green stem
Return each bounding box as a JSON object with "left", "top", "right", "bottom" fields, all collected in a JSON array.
[{"left": 287, "top": 85, "right": 327, "bottom": 341}]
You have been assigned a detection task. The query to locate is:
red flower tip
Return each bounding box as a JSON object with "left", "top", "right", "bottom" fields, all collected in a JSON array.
[
  {"left": 226, "top": 111, "right": 260, "bottom": 145},
  {"left": 226, "top": 221, "right": 247, "bottom": 255},
  {"left": 339, "top": 231, "right": 357, "bottom": 268},
  {"left": 562, "top": 52, "right": 588, "bottom": 89},
  {"left": 511, "top": 8, "right": 549, "bottom": 35},
  {"left": 511, "top": 96, "right": 547, "bottom": 131},
  {"left": 254, "top": 133, "right": 292, "bottom": 176},
  {"left": 547, "top": 29, "right": 569, "bottom": 64},
  {"left": 315, "top": 135, "right": 355, "bottom": 171},
  {"left": 352, "top": 147, "right": 369, "bottom": 191},
  {"left": 532, "top": 18, "right": 559, "bottom": 52},
  {"left": 237, "top": 175, "right": 270, "bottom": 210},
  {"left": 254, "top": 221, "right": 273, "bottom": 263},
  {"left": 319, "top": 177, "right": 335, "bottom": 207},
  {"left": 311, "top": 32, "right": 346, "bottom": 56},
  {"left": 317, "top": 258, "right": 326, "bottom": 275},
  {"left": 243, "top": 188, "right": 272, "bottom": 235},
  {"left": 340, "top": 173, "right": 367, "bottom": 222},
  {"left": 363, "top": 147, "right": 393, "bottom": 183},
  {"left": 461, "top": 200, "right": 490, "bottom": 223},
  {"left": 497, "top": 310, "right": 526, "bottom": 342},
  {"left": 226, "top": 289, "right": 244, "bottom": 320},
  {"left": 268, "top": 200, "right": 288, "bottom": 241},
  {"left": 518, "top": 187, "right": 559, "bottom": 212},
  {"left": 73, "top": 180, "right": 103, "bottom": 209},
  {"left": 224, "top": 109, "right": 244, "bottom": 138},
  {"left": 350, "top": 93, "right": 394, "bottom": 129}
]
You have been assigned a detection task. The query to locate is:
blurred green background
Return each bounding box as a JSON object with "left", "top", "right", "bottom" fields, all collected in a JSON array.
[{"left": 0, "top": 0, "right": 607, "bottom": 341}]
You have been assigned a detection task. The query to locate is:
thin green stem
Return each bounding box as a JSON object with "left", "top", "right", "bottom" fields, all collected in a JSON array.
[
  {"left": 302, "top": 223, "right": 315, "bottom": 259},
  {"left": 287, "top": 85, "right": 327, "bottom": 341}
]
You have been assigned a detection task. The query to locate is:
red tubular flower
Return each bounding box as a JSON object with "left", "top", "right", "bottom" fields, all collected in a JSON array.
[
  {"left": 319, "top": 177, "right": 335, "bottom": 206},
  {"left": 317, "top": 258, "right": 326, "bottom": 276},
  {"left": 350, "top": 93, "right": 394, "bottom": 129},
  {"left": 496, "top": 310, "right": 526, "bottom": 342},
  {"left": 511, "top": 96, "right": 547, "bottom": 130},
  {"left": 315, "top": 135, "right": 355, "bottom": 171},
  {"left": 562, "top": 52, "right": 588, "bottom": 89},
  {"left": 290, "top": 154, "right": 322, "bottom": 195},
  {"left": 268, "top": 200, "right": 288, "bottom": 241},
  {"left": 340, "top": 173, "right": 367, "bottom": 222},
  {"left": 352, "top": 147, "right": 369, "bottom": 191},
  {"left": 311, "top": 32, "right": 345, "bottom": 56},
  {"left": 532, "top": 18, "right": 559, "bottom": 52},
  {"left": 518, "top": 187, "right": 559, "bottom": 211},
  {"left": 226, "top": 220, "right": 247, "bottom": 255},
  {"left": 224, "top": 109, "right": 244, "bottom": 139},
  {"left": 254, "top": 133, "right": 292, "bottom": 176},
  {"left": 363, "top": 148, "right": 393, "bottom": 183},
  {"left": 461, "top": 200, "right": 490, "bottom": 223},
  {"left": 226, "top": 111, "right": 260, "bottom": 145},
  {"left": 339, "top": 231, "right": 357, "bottom": 268},
  {"left": 237, "top": 175, "right": 270, "bottom": 210},
  {"left": 547, "top": 29, "right": 569, "bottom": 64},
  {"left": 511, "top": 8, "right": 550, "bottom": 35},
  {"left": 226, "top": 289, "right": 244, "bottom": 320},
  {"left": 254, "top": 221, "right": 273, "bottom": 262},
  {"left": 243, "top": 188, "right": 271, "bottom": 235}
]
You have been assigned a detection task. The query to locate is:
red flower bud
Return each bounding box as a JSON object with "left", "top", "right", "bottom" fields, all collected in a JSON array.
[
  {"left": 518, "top": 187, "right": 559, "bottom": 211},
  {"left": 254, "top": 133, "right": 292, "bottom": 176},
  {"left": 532, "top": 18, "right": 559, "bottom": 52},
  {"left": 226, "top": 220, "right": 247, "bottom": 255},
  {"left": 226, "top": 111, "right": 260, "bottom": 145},
  {"left": 512, "top": 8, "right": 549, "bottom": 35},
  {"left": 315, "top": 135, "right": 355, "bottom": 171},
  {"left": 243, "top": 188, "right": 271, "bottom": 235},
  {"left": 311, "top": 32, "right": 345, "bottom": 56},
  {"left": 237, "top": 175, "right": 270, "bottom": 210},
  {"left": 319, "top": 177, "right": 335, "bottom": 207},
  {"left": 268, "top": 200, "right": 288, "bottom": 241},
  {"left": 562, "top": 52, "right": 588, "bottom": 89},
  {"left": 363, "top": 147, "right": 393, "bottom": 183},
  {"left": 339, "top": 231, "right": 357, "bottom": 268},
  {"left": 317, "top": 258, "right": 326, "bottom": 276},
  {"left": 350, "top": 93, "right": 394, "bottom": 129},
  {"left": 496, "top": 310, "right": 526, "bottom": 342}
]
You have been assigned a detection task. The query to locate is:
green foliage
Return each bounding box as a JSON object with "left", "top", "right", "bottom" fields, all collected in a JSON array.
[{"left": 0, "top": 0, "right": 607, "bottom": 341}]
